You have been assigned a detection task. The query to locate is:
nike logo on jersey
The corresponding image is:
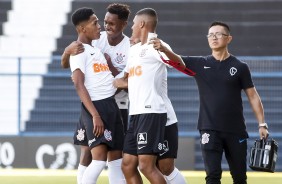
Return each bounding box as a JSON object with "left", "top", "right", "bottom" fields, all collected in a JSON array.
[
  {"left": 138, "top": 146, "right": 146, "bottom": 150},
  {"left": 90, "top": 53, "right": 95, "bottom": 55},
  {"left": 204, "top": 66, "right": 211, "bottom": 69},
  {"left": 239, "top": 138, "right": 247, "bottom": 143}
]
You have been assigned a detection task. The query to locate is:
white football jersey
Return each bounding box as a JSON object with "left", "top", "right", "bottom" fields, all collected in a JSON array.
[
  {"left": 70, "top": 44, "right": 116, "bottom": 101},
  {"left": 125, "top": 42, "right": 173, "bottom": 115},
  {"left": 92, "top": 31, "right": 130, "bottom": 109},
  {"left": 161, "top": 70, "right": 178, "bottom": 126}
]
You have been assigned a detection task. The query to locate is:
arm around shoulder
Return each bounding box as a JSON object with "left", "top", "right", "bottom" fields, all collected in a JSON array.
[
  {"left": 61, "top": 51, "right": 71, "bottom": 68},
  {"left": 61, "top": 41, "right": 85, "bottom": 68},
  {"left": 162, "top": 47, "right": 185, "bottom": 69},
  {"left": 152, "top": 38, "right": 185, "bottom": 69}
]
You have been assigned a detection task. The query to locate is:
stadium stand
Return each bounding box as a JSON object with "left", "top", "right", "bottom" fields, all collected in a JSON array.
[
  {"left": 0, "top": 0, "right": 73, "bottom": 134},
  {"left": 53, "top": 0, "right": 282, "bottom": 56},
  {"left": 0, "top": 0, "right": 11, "bottom": 35},
  {"left": 19, "top": 0, "right": 282, "bottom": 170}
]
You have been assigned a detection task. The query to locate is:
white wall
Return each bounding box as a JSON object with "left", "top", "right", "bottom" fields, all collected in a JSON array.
[{"left": 0, "top": 0, "right": 73, "bottom": 135}]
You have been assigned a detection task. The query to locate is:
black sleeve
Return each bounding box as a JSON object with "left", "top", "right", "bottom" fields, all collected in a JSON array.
[
  {"left": 181, "top": 56, "right": 204, "bottom": 73},
  {"left": 240, "top": 62, "right": 254, "bottom": 89}
]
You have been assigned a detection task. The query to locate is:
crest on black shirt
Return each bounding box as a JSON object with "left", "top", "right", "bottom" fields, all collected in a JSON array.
[{"left": 230, "top": 67, "right": 237, "bottom": 76}]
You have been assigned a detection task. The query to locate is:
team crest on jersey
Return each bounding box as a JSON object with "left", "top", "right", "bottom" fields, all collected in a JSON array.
[
  {"left": 201, "top": 133, "right": 210, "bottom": 144},
  {"left": 76, "top": 129, "right": 85, "bottom": 141},
  {"left": 137, "top": 132, "right": 147, "bottom": 144},
  {"left": 159, "top": 140, "right": 169, "bottom": 156},
  {"left": 139, "top": 48, "right": 148, "bottom": 57},
  {"left": 115, "top": 53, "right": 125, "bottom": 64},
  {"left": 229, "top": 67, "right": 237, "bottom": 76},
  {"left": 104, "top": 129, "right": 112, "bottom": 141}
]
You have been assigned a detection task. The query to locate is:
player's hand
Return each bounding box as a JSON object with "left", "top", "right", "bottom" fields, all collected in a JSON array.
[
  {"left": 149, "top": 38, "right": 168, "bottom": 53},
  {"left": 92, "top": 116, "right": 104, "bottom": 137},
  {"left": 65, "top": 41, "right": 84, "bottom": 56},
  {"left": 113, "top": 78, "right": 128, "bottom": 89},
  {"left": 259, "top": 127, "right": 269, "bottom": 140}
]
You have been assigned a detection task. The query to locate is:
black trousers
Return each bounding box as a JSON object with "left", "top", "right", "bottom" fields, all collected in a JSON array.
[{"left": 200, "top": 130, "right": 248, "bottom": 184}]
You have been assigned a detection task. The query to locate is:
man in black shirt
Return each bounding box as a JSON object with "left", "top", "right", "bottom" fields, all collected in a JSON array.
[{"left": 152, "top": 21, "right": 269, "bottom": 184}]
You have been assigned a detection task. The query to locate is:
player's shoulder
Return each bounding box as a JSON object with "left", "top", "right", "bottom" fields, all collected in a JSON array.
[
  {"left": 230, "top": 55, "right": 248, "bottom": 66},
  {"left": 128, "top": 43, "right": 141, "bottom": 58},
  {"left": 131, "top": 42, "right": 141, "bottom": 50},
  {"left": 81, "top": 44, "right": 94, "bottom": 53},
  {"left": 120, "top": 34, "right": 130, "bottom": 47},
  {"left": 83, "top": 43, "right": 95, "bottom": 50},
  {"left": 83, "top": 44, "right": 103, "bottom": 56}
]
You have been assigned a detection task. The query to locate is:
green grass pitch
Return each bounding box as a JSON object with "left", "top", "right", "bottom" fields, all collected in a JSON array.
[{"left": 0, "top": 169, "right": 282, "bottom": 184}]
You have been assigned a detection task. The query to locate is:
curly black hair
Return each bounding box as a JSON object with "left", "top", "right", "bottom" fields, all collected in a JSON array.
[{"left": 107, "top": 3, "right": 130, "bottom": 21}]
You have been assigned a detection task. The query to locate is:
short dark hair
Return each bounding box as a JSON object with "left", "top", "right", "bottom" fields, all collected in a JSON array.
[
  {"left": 136, "top": 8, "right": 158, "bottom": 29},
  {"left": 210, "top": 21, "right": 230, "bottom": 34},
  {"left": 71, "top": 7, "right": 95, "bottom": 26},
  {"left": 136, "top": 7, "right": 157, "bottom": 18},
  {"left": 107, "top": 3, "right": 130, "bottom": 21}
]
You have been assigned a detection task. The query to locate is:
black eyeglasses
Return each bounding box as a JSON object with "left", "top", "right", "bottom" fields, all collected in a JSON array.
[{"left": 206, "top": 32, "right": 229, "bottom": 39}]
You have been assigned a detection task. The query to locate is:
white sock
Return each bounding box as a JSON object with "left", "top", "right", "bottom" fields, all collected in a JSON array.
[
  {"left": 81, "top": 160, "right": 106, "bottom": 184},
  {"left": 164, "top": 167, "right": 187, "bottom": 184},
  {"left": 77, "top": 164, "right": 87, "bottom": 184},
  {"left": 108, "top": 158, "right": 126, "bottom": 184}
]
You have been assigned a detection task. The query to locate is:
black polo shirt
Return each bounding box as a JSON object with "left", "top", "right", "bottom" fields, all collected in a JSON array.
[{"left": 182, "top": 55, "right": 254, "bottom": 136}]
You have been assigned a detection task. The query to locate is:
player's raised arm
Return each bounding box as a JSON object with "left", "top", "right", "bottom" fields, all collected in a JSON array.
[
  {"left": 150, "top": 37, "right": 185, "bottom": 69},
  {"left": 61, "top": 41, "right": 84, "bottom": 68}
]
